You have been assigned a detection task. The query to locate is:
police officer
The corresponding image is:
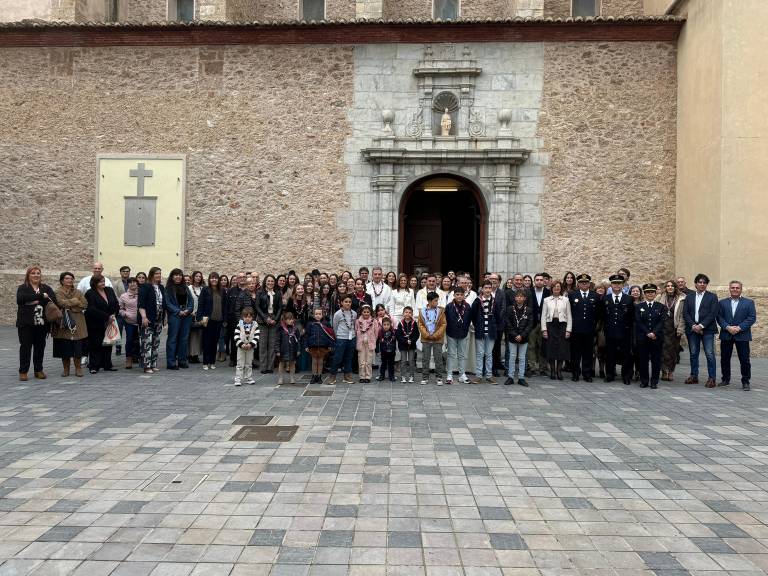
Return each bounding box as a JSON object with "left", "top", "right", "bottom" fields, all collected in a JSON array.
[
  {"left": 568, "top": 273, "right": 602, "bottom": 382},
  {"left": 635, "top": 283, "right": 665, "bottom": 389},
  {"left": 603, "top": 274, "right": 634, "bottom": 384}
]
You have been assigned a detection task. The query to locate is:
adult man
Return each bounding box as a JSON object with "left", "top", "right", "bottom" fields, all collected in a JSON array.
[
  {"left": 617, "top": 268, "right": 631, "bottom": 295},
  {"left": 416, "top": 274, "right": 438, "bottom": 314},
  {"left": 358, "top": 266, "right": 370, "bottom": 285},
  {"left": 682, "top": 273, "right": 719, "bottom": 388},
  {"left": 77, "top": 261, "right": 113, "bottom": 293},
  {"left": 444, "top": 287, "right": 471, "bottom": 384},
  {"left": 676, "top": 276, "right": 692, "bottom": 295},
  {"left": 527, "top": 273, "right": 550, "bottom": 376},
  {"left": 366, "top": 266, "right": 393, "bottom": 315},
  {"left": 717, "top": 280, "right": 756, "bottom": 391},
  {"left": 225, "top": 272, "right": 247, "bottom": 367},
  {"left": 541, "top": 272, "right": 552, "bottom": 289},
  {"left": 568, "top": 273, "right": 601, "bottom": 382},
  {"left": 113, "top": 265, "right": 131, "bottom": 356},
  {"left": 490, "top": 273, "right": 506, "bottom": 376},
  {"left": 603, "top": 274, "right": 634, "bottom": 384},
  {"left": 635, "top": 284, "right": 664, "bottom": 389}
]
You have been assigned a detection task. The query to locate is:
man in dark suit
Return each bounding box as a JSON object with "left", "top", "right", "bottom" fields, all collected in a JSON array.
[
  {"left": 527, "top": 273, "right": 551, "bottom": 376},
  {"left": 682, "top": 273, "right": 719, "bottom": 388},
  {"left": 568, "top": 273, "right": 602, "bottom": 382},
  {"left": 635, "top": 284, "right": 665, "bottom": 389},
  {"left": 717, "top": 280, "right": 756, "bottom": 391},
  {"left": 603, "top": 274, "right": 634, "bottom": 384},
  {"left": 491, "top": 273, "right": 506, "bottom": 376}
]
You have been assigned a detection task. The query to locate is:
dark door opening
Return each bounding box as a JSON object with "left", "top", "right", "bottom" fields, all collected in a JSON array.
[{"left": 400, "top": 177, "right": 486, "bottom": 284}]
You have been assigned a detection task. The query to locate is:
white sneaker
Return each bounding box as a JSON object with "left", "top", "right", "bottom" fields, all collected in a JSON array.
[
  {"left": 203, "top": 365, "right": 209, "bottom": 371},
  {"left": 459, "top": 375, "right": 469, "bottom": 384},
  {"left": 234, "top": 380, "right": 242, "bottom": 387},
  {"left": 210, "top": 365, "right": 216, "bottom": 370},
  {"left": 408, "top": 377, "right": 414, "bottom": 383},
  {"left": 436, "top": 379, "right": 443, "bottom": 386},
  {"left": 420, "top": 379, "right": 428, "bottom": 385},
  {"left": 247, "top": 379, "right": 256, "bottom": 385},
  {"left": 401, "top": 376, "right": 407, "bottom": 383},
  {"left": 445, "top": 378, "right": 453, "bottom": 385}
]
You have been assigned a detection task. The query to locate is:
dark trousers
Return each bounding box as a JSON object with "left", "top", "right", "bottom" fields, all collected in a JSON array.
[
  {"left": 379, "top": 351, "right": 395, "bottom": 380},
  {"left": 637, "top": 336, "right": 662, "bottom": 386},
  {"left": 492, "top": 334, "right": 504, "bottom": 371},
  {"left": 124, "top": 323, "right": 140, "bottom": 359},
  {"left": 18, "top": 325, "right": 47, "bottom": 373},
  {"left": 720, "top": 339, "right": 751, "bottom": 384},
  {"left": 332, "top": 338, "right": 356, "bottom": 374},
  {"left": 202, "top": 320, "right": 223, "bottom": 365},
  {"left": 570, "top": 332, "right": 594, "bottom": 378},
  {"left": 225, "top": 318, "right": 238, "bottom": 362},
  {"left": 605, "top": 336, "right": 632, "bottom": 383}
]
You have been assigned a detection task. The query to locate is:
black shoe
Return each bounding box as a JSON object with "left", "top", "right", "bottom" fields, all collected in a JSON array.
[
  {"left": 584, "top": 377, "right": 593, "bottom": 383},
  {"left": 650, "top": 383, "right": 658, "bottom": 389},
  {"left": 718, "top": 380, "right": 730, "bottom": 387},
  {"left": 639, "top": 383, "right": 648, "bottom": 388},
  {"left": 743, "top": 383, "right": 751, "bottom": 391},
  {"left": 115, "top": 345, "right": 122, "bottom": 356},
  {"left": 571, "top": 375, "right": 579, "bottom": 382},
  {"left": 229, "top": 361, "right": 236, "bottom": 367},
  {"left": 168, "top": 365, "right": 179, "bottom": 370},
  {"left": 517, "top": 379, "right": 529, "bottom": 387},
  {"left": 188, "top": 356, "right": 200, "bottom": 364},
  {"left": 623, "top": 379, "right": 631, "bottom": 385},
  {"left": 492, "top": 370, "right": 500, "bottom": 377},
  {"left": 105, "top": 367, "right": 118, "bottom": 372},
  {"left": 178, "top": 363, "right": 189, "bottom": 369},
  {"left": 504, "top": 377, "right": 514, "bottom": 386},
  {"left": 605, "top": 377, "right": 614, "bottom": 383}
]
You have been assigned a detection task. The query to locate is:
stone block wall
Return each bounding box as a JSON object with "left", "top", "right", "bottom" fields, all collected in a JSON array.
[
  {"left": 537, "top": 41, "right": 677, "bottom": 283},
  {"left": 544, "top": 0, "right": 644, "bottom": 18}
]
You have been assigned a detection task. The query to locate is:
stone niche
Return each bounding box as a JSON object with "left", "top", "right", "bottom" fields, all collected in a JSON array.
[{"left": 358, "top": 44, "right": 536, "bottom": 276}]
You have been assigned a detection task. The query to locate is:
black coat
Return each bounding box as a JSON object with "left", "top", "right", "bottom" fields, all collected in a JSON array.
[
  {"left": 470, "top": 295, "right": 504, "bottom": 340},
  {"left": 286, "top": 297, "right": 311, "bottom": 325},
  {"left": 505, "top": 304, "right": 534, "bottom": 343},
  {"left": 85, "top": 287, "right": 120, "bottom": 342},
  {"left": 396, "top": 319, "right": 419, "bottom": 350},
  {"left": 137, "top": 283, "right": 166, "bottom": 324},
  {"left": 274, "top": 323, "right": 301, "bottom": 359},
  {"left": 235, "top": 290, "right": 258, "bottom": 321},
  {"left": 635, "top": 300, "right": 665, "bottom": 340},
  {"left": 225, "top": 286, "right": 243, "bottom": 321},
  {"left": 256, "top": 290, "right": 283, "bottom": 324},
  {"left": 603, "top": 292, "right": 634, "bottom": 340},
  {"left": 530, "top": 287, "right": 551, "bottom": 322},
  {"left": 569, "top": 290, "right": 602, "bottom": 334},
  {"left": 196, "top": 286, "right": 213, "bottom": 321},
  {"left": 16, "top": 283, "right": 57, "bottom": 327},
  {"left": 351, "top": 291, "right": 373, "bottom": 314}
]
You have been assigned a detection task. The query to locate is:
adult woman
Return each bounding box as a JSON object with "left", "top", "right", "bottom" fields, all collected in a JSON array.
[
  {"left": 331, "top": 282, "right": 348, "bottom": 317},
  {"left": 217, "top": 275, "right": 229, "bottom": 362},
  {"left": 392, "top": 274, "right": 416, "bottom": 327},
  {"left": 505, "top": 278, "right": 515, "bottom": 290},
  {"left": 562, "top": 271, "right": 577, "bottom": 295},
  {"left": 438, "top": 275, "right": 454, "bottom": 307},
  {"left": 340, "top": 270, "right": 352, "bottom": 285},
  {"left": 409, "top": 276, "right": 419, "bottom": 292},
  {"left": 541, "top": 280, "right": 572, "bottom": 380},
  {"left": 135, "top": 272, "right": 147, "bottom": 285},
  {"left": 345, "top": 277, "right": 356, "bottom": 294},
  {"left": 16, "top": 266, "right": 57, "bottom": 380},
  {"left": 138, "top": 267, "right": 166, "bottom": 374},
  {"left": 235, "top": 276, "right": 258, "bottom": 320},
  {"left": 523, "top": 275, "right": 533, "bottom": 291},
  {"left": 385, "top": 271, "right": 398, "bottom": 292},
  {"left": 51, "top": 271, "right": 88, "bottom": 377},
  {"left": 188, "top": 271, "right": 205, "bottom": 364},
  {"left": 84, "top": 275, "right": 120, "bottom": 374},
  {"left": 317, "top": 283, "right": 333, "bottom": 321},
  {"left": 328, "top": 273, "right": 339, "bottom": 292},
  {"left": 656, "top": 280, "right": 685, "bottom": 381},
  {"left": 165, "top": 268, "right": 194, "bottom": 370},
  {"left": 202, "top": 272, "right": 224, "bottom": 370},
  {"left": 629, "top": 285, "right": 642, "bottom": 381},
  {"left": 257, "top": 274, "right": 283, "bottom": 373},
  {"left": 118, "top": 277, "right": 140, "bottom": 369},
  {"left": 287, "top": 283, "right": 311, "bottom": 372},
  {"left": 351, "top": 278, "right": 372, "bottom": 314}
]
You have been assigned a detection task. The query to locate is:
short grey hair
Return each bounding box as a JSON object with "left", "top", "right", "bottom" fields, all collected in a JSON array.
[{"left": 729, "top": 280, "right": 743, "bottom": 288}]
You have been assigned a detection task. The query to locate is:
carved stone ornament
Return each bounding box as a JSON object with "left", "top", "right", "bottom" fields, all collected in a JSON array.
[
  {"left": 468, "top": 108, "right": 485, "bottom": 137},
  {"left": 381, "top": 109, "right": 394, "bottom": 133},
  {"left": 405, "top": 108, "right": 424, "bottom": 138}
]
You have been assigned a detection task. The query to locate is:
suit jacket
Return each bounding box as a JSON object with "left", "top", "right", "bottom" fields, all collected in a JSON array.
[
  {"left": 530, "top": 287, "right": 551, "bottom": 322},
  {"left": 635, "top": 300, "right": 664, "bottom": 340},
  {"left": 569, "top": 289, "right": 602, "bottom": 334},
  {"left": 682, "top": 290, "right": 719, "bottom": 334},
  {"left": 603, "top": 292, "right": 634, "bottom": 340},
  {"left": 717, "top": 297, "right": 756, "bottom": 341}
]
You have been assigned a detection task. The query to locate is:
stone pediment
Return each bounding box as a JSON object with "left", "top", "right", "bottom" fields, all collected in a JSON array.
[{"left": 361, "top": 139, "right": 530, "bottom": 165}]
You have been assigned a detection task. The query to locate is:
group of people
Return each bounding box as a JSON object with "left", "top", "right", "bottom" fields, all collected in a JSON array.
[{"left": 16, "top": 263, "right": 756, "bottom": 391}]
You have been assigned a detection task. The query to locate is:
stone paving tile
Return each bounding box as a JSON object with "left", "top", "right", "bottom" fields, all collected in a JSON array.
[{"left": 1, "top": 327, "right": 768, "bottom": 575}]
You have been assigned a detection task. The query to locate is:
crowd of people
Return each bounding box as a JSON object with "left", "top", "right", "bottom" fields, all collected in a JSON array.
[{"left": 16, "top": 263, "right": 756, "bottom": 391}]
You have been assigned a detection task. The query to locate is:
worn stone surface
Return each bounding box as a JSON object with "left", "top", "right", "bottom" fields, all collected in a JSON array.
[
  {"left": 537, "top": 41, "right": 677, "bottom": 282},
  {"left": 544, "top": 0, "right": 643, "bottom": 18}
]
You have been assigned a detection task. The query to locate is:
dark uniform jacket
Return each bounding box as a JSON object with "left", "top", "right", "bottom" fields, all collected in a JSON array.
[
  {"left": 635, "top": 300, "right": 664, "bottom": 340},
  {"left": 505, "top": 304, "right": 534, "bottom": 343},
  {"left": 603, "top": 292, "right": 634, "bottom": 340},
  {"left": 569, "top": 289, "right": 602, "bottom": 334}
]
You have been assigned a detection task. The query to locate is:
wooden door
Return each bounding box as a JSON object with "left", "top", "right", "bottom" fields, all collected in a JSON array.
[{"left": 404, "top": 219, "right": 441, "bottom": 276}]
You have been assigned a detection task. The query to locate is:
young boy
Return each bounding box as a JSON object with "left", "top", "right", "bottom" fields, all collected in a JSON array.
[
  {"left": 275, "top": 311, "right": 301, "bottom": 385},
  {"left": 417, "top": 291, "right": 447, "bottom": 386},
  {"left": 233, "top": 307, "right": 259, "bottom": 386},
  {"left": 505, "top": 290, "right": 533, "bottom": 387},
  {"left": 444, "top": 286, "right": 472, "bottom": 384},
  {"left": 304, "top": 307, "right": 336, "bottom": 384},
  {"left": 377, "top": 317, "right": 397, "bottom": 382},
  {"left": 396, "top": 306, "right": 419, "bottom": 383},
  {"left": 471, "top": 280, "right": 503, "bottom": 383}
]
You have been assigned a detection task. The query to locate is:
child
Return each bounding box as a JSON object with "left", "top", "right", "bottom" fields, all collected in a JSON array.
[
  {"left": 505, "top": 290, "right": 534, "bottom": 387},
  {"left": 444, "top": 286, "right": 472, "bottom": 384},
  {"left": 396, "top": 305, "right": 419, "bottom": 383},
  {"left": 304, "top": 307, "right": 336, "bottom": 384},
  {"left": 377, "top": 317, "right": 397, "bottom": 382},
  {"left": 373, "top": 303, "right": 389, "bottom": 369},
  {"left": 275, "top": 311, "right": 301, "bottom": 385},
  {"left": 355, "top": 304, "right": 379, "bottom": 383},
  {"left": 233, "top": 307, "right": 259, "bottom": 386},
  {"left": 418, "top": 291, "right": 447, "bottom": 386}
]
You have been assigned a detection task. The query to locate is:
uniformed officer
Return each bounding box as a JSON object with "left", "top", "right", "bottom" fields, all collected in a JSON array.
[
  {"left": 603, "top": 274, "right": 634, "bottom": 384},
  {"left": 568, "top": 273, "right": 602, "bottom": 382},
  {"left": 635, "top": 283, "right": 665, "bottom": 389}
]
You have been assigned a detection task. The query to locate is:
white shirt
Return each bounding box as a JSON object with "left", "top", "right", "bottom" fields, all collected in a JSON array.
[
  {"left": 366, "top": 282, "right": 393, "bottom": 315},
  {"left": 77, "top": 274, "right": 113, "bottom": 293},
  {"left": 731, "top": 298, "right": 740, "bottom": 317},
  {"left": 391, "top": 289, "right": 416, "bottom": 324},
  {"left": 415, "top": 287, "right": 435, "bottom": 318},
  {"left": 610, "top": 290, "right": 622, "bottom": 304},
  {"left": 535, "top": 288, "right": 545, "bottom": 306},
  {"left": 694, "top": 291, "right": 705, "bottom": 323}
]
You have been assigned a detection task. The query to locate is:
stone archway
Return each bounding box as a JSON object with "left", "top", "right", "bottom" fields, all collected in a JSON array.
[{"left": 399, "top": 175, "right": 486, "bottom": 283}]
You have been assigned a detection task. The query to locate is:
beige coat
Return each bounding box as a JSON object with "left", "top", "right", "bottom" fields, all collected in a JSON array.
[
  {"left": 655, "top": 292, "right": 686, "bottom": 336},
  {"left": 541, "top": 295, "right": 572, "bottom": 332},
  {"left": 51, "top": 287, "right": 88, "bottom": 340}
]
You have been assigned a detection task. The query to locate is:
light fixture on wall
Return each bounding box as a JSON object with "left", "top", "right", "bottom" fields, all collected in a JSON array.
[{"left": 421, "top": 177, "right": 460, "bottom": 192}]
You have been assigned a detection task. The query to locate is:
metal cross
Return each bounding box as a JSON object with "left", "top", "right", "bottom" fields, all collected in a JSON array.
[{"left": 129, "top": 162, "right": 153, "bottom": 197}]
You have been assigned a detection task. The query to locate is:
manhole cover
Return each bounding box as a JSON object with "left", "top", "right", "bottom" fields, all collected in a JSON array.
[
  {"left": 232, "top": 415, "right": 274, "bottom": 426},
  {"left": 303, "top": 389, "right": 333, "bottom": 397},
  {"left": 230, "top": 425, "right": 299, "bottom": 442},
  {"left": 278, "top": 383, "right": 307, "bottom": 388}
]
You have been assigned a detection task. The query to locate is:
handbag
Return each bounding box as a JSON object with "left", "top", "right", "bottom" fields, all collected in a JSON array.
[
  {"left": 61, "top": 309, "right": 77, "bottom": 334},
  {"left": 102, "top": 316, "right": 121, "bottom": 346},
  {"left": 44, "top": 300, "right": 62, "bottom": 323}
]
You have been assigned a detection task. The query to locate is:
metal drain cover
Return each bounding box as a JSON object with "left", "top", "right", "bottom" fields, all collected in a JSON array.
[
  {"left": 230, "top": 425, "right": 299, "bottom": 442},
  {"left": 232, "top": 415, "right": 274, "bottom": 426},
  {"left": 303, "top": 389, "right": 333, "bottom": 397}
]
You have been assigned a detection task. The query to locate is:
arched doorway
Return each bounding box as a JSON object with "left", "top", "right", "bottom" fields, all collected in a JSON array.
[{"left": 399, "top": 175, "right": 486, "bottom": 284}]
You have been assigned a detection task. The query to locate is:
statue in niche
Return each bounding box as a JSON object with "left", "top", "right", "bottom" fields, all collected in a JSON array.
[{"left": 440, "top": 109, "right": 452, "bottom": 136}]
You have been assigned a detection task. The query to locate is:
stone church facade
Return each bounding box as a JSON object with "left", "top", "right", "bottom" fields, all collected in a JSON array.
[{"left": 0, "top": 0, "right": 766, "bottom": 350}]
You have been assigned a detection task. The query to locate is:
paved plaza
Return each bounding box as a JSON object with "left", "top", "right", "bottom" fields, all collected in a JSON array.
[{"left": 1, "top": 327, "right": 768, "bottom": 576}]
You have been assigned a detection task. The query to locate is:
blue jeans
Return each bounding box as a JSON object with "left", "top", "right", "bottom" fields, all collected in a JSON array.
[
  {"left": 687, "top": 331, "right": 716, "bottom": 379},
  {"left": 166, "top": 313, "right": 192, "bottom": 367},
  {"left": 475, "top": 335, "right": 495, "bottom": 378},
  {"left": 507, "top": 342, "right": 528, "bottom": 378},
  {"left": 332, "top": 337, "right": 356, "bottom": 374}
]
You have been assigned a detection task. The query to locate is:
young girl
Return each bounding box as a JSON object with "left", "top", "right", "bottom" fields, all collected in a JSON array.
[
  {"left": 318, "top": 283, "right": 332, "bottom": 321},
  {"left": 374, "top": 303, "right": 389, "bottom": 369},
  {"left": 355, "top": 304, "right": 379, "bottom": 383},
  {"left": 377, "top": 317, "right": 397, "bottom": 382},
  {"left": 396, "top": 306, "right": 419, "bottom": 383},
  {"left": 233, "top": 307, "right": 259, "bottom": 386},
  {"left": 351, "top": 278, "right": 372, "bottom": 314},
  {"left": 275, "top": 312, "right": 301, "bottom": 385},
  {"left": 304, "top": 307, "right": 336, "bottom": 384}
]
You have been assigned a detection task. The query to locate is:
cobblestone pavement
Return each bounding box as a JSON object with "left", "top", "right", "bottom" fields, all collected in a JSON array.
[{"left": 1, "top": 327, "right": 768, "bottom": 576}]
